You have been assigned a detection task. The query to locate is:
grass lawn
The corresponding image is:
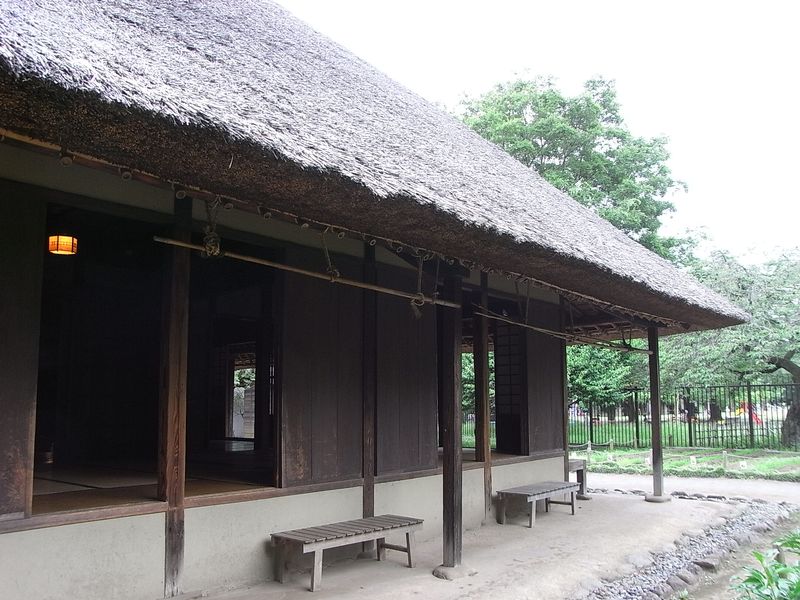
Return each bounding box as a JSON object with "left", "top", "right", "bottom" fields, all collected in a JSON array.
[{"left": 572, "top": 447, "right": 800, "bottom": 482}]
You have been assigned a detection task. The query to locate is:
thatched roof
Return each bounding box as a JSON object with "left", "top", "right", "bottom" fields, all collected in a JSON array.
[{"left": 0, "top": 0, "right": 747, "bottom": 330}]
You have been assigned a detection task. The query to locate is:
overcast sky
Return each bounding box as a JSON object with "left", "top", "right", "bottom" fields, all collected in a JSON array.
[{"left": 276, "top": 0, "right": 799, "bottom": 263}]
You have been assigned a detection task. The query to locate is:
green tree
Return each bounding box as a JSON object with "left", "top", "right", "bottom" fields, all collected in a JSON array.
[
  {"left": 461, "top": 352, "right": 495, "bottom": 413},
  {"left": 567, "top": 345, "right": 634, "bottom": 416},
  {"left": 660, "top": 251, "right": 800, "bottom": 445},
  {"left": 461, "top": 77, "right": 689, "bottom": 261}
]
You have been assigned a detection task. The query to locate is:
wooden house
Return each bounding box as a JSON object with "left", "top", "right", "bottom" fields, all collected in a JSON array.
[{"left": 0, "top": 2, "right": 746, "bottom": 599}]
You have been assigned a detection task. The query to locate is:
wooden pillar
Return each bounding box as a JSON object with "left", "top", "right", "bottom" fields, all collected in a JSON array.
[
  {"left": 645, "top": 326, "right": 669, "bottom": 502},
  {"left": 473, "top": 273, "right": 492, "bottom": 520},
  {"left": 362, "top": 244, "right": 377, "bottom": 547},
  {"left": 0, "top": 191, "right": 45, "bottom": 520},
  {"left": 560, "top": 298, "right": 570, "bottom": 481},
  {"left": 441, "top": 275, "right": 463, "bottom": 567},
  {"left": 254, "top": 283, "right": 272, "bottom": 455},
  {"left": 158, "top": 194, "right": 192, "bottom": 596}
]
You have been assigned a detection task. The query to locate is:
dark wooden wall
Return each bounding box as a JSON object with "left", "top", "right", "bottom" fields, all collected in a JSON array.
[
  {"left": 375, "top": 266, "right": 438, "bottom": 475},
  {"left": 525, "top": 301, "right": 566, "bottom": 453},
  {"left": 0, "top": 193, "right": 45, "bottom": 519},
  {"left": 280, "top": 250, "right": 363, "bottom": 486}
]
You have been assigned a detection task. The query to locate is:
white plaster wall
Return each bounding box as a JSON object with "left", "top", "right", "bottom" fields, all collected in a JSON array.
[
  {"left": 374, "top": 468, "right": 486, "bottom": 543},
  {"left": 183, "top": 486, "right": 362, "bottom": 593},
  {"left": 462, "top": 468, "right": 487, "bottom": 530},
  {"left": 491, "top": 456, "right": 566, "bottom": 516},
  {"left": 491, "top": 457, "right": 564, "bottom": 492},
  {"left": 0, "top": 513, "right": 165, "bottom": 600},
  {"left": 375, "top": 474, "right": 440, "bottom": 542}
]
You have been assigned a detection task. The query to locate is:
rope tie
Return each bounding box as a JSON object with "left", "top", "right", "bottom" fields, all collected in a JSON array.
[
  {"left": 202, "top": 197, "right": 222, "bottom": 257},
  {"left": 410, "top": 255, "right": 426, "bottom": 318},
  {"left": 321, "top": 229, "right": 340, "bottom": 282}
]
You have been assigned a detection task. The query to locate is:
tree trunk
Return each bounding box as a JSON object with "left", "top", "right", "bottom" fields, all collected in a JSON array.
[
  {"left": 769, "top": 353, "right": 800, "bottom": 447},
  {"left": 782, "top": 397, "right": 800, "bottom": 448}
]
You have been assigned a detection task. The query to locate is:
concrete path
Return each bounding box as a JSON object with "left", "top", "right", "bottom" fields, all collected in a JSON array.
[{"left": 587, "top": 472, "right": 799, "bottom": 504}]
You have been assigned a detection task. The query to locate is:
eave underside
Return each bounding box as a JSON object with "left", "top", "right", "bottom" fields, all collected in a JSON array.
[{"left": 0, "top": 76, "right": 745, "bottom": 336}]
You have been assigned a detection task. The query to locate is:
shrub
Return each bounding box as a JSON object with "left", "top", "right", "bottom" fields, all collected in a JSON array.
[{"left": 734, "top": 530, "right": 800, "bottom": 599}]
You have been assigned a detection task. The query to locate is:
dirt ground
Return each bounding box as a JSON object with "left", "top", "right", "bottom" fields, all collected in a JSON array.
[
  {"left": 186, "top": 492, "right": 736, "bottom": 600},
  {"left": 174, "top": 474, "right": 798, "bottom": 600}
]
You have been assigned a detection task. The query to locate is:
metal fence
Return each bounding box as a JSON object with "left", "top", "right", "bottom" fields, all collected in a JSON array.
[
  {"left": 569, "top": 384, "right": 800, "bottom": 451},
  {"left": 461, "top": 412, "right": 497, "bottom": 449}
]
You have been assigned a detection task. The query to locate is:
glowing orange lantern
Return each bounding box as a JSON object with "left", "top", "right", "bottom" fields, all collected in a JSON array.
[{"left": 48, "top": 235, "right": 78, "bottom": 255}]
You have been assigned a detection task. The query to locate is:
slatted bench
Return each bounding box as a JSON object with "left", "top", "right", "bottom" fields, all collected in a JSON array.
[
  {"left": 271, "top": 514, "right": 423, "bottom": 592},
  {"left": 497, "top": 481, "right": 580, "bottom": 528}
]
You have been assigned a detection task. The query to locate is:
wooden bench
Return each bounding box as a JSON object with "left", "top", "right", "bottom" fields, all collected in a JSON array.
[
  {"left": 569, "top": 458, "right": 591, "bottom": 500},
  {"left": 496, "top": 481, "right": 580, "bottom": 528},
  {"left": 271, "top": 514, "right": 423, "bottom": 591}
]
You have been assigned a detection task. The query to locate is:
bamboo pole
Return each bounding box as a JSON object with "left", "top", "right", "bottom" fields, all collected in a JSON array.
[{"left": 153, "top": 236, "right": 461, "bottom": 309}]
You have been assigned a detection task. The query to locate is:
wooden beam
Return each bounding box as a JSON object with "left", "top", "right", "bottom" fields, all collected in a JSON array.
[
  {"left": 473, "top": 274, "right": 492, "bottom": 521},
  {"left": 158, "top": 194, "right": 192, "bottom": 596},
  {"left": 441, "top": 275, "right": 463, "bottom": 567},
  {"left": 0, "top": 193, "right": 45, "bottom": 520},
  {"left": 645, "top": 326, "right": 669, "bottom": 502},
  {"left": 362, "top": 244, "right": 377, "bottom": 540}
]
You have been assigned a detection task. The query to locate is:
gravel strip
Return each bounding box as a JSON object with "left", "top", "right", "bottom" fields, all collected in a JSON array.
[{"left": 573, "top": 491, "right": 797, "bottom": 600}]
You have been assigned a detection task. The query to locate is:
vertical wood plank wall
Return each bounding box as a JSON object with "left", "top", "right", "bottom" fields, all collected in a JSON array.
[
  {"left": 525, "top": 301, "right": 566, "bottom": 453},
  {"left": 375, "top": 265, "right": 438, "bottom": 475},
  {"left": 0, "top": 193, "right": 45, "bottom": 520},
  {"left": 281, "top": 250, "right": 363, "bottom": 486}
]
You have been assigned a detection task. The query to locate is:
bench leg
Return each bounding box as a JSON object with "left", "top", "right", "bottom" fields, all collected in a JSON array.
[
  {"left": 497, "top": 495, "right": 507, "bottom": 525},
  {"left": 545, "top": 498, "right": 550, "bottom": 513},
  {"left": 274, "top": 539, "right": 288, "bottom": 583},
  {"left": 529, "top": 501, "right": 535, "bottom": 528},
  {"left": 578, "top": 468, "right": 587, "bottom": 496},
  {"left": 571, "top": 491, "right": 576, "bottom": 515},
  {"left": 405, "top": 531, "right": 415, "bottom": 568},
  {"left": 377, "top": 538, "right": 386, "bottom": 561},
  {"left": 311, "top": 550, "right": 323, "bottom": 592}
]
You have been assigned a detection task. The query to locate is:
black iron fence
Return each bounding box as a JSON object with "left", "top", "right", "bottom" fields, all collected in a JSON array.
[
  {"left": 569, "top": 384, "right": 800, "bottom": 451},
  {"left": 461, "top": 411, "right": 497, "bottom": 449}
]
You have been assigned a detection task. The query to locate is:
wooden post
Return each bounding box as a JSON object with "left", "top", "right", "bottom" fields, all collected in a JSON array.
[
  {"left": 158, "top": 194, "right": 192, "bottom": 595},
  {"left": 560, "top": 298, "right": 570, "bottom": 481},
  {"left": 0, "top": 191, "right": 45, "bottom": 521},
  {"left": 362, "top": 244, "right": 377, "bottom": 551},
  {"left": 645, "top": 326, "right": 669, "bottom": 502},
  {"left": 254, "top": 283, "right": 272, "bottom": 455},
  {"left": 473, "top": 273, "right": 492, "bottom": 520},
  {"left": 441, "top": 275, "right": 463, "bottom": 567}
]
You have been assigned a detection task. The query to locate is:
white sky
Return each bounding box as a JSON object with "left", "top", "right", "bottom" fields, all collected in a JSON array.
[{"left": 275, "top": 0, "right": 799, "bottom": 263}]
